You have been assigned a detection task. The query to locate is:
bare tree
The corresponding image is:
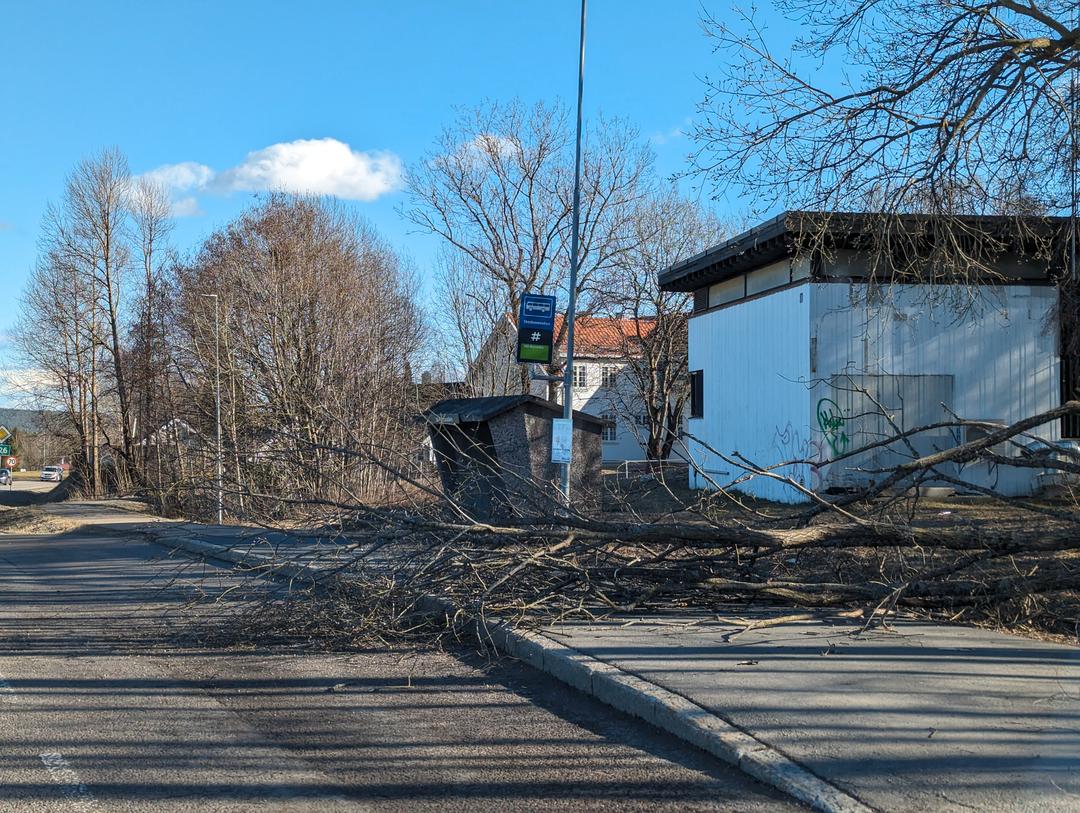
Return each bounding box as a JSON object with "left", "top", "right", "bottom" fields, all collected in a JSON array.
[
  {"left": 406, "top": 99, "right": 653, "bottom": 394},
  {"left": 694, "top": 0, "right": 1079, "bottom": 220},
  {"left": 599, "top": 191, "right": 726, "bottom": 461},
  {"left": 16, "top": 239, "right": 95, "bottom": 478},
  {"left": 66, "top": 149, "right": 136, "bottom": 478},
  {"left": 163, "top": 195, "right": 425, "bottom": 517},
  {"left": 127, "top": 177, "right": 174, "bottom": 472},
  {"left": 17, "top": 151, "right": 128, "bottom": 491}
]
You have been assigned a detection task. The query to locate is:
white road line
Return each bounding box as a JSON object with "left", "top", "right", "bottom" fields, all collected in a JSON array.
[{"left": 39, "top": 752, "right": 99, "bottom": 811}]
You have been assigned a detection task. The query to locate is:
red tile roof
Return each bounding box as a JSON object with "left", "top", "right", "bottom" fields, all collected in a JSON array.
[{"left": 552, "top": 315, "right": 656, "bottom": 358}]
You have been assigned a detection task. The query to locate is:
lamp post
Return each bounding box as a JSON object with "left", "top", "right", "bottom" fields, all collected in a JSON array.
[
  {"left": 200, "top": 293, "right": 224, "bottom": 525},
  {"left": 560, "top": 0, "right": 587, "bottom": 503}
]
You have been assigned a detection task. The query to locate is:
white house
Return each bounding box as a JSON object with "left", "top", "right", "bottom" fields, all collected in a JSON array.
[
  {"left": 466, "top": 314, "right": 670, "bottom": 464},
  {"left": 550, "top": 315, "right": 660, "bottom": 464},
  {"left": 659, "top": 211, "right": 1075, "bottom": 501}
]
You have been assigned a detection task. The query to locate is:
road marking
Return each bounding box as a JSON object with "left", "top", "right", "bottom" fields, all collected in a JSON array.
[{"left": 39, "top": 752, "right": 99, "bottom": 811}]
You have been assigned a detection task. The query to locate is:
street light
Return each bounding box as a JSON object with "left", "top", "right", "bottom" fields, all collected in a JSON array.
[
  {"left": 560, "top": 0, "right": 587, "bottom": 503},
  {"left": 200, "top": 293, "right": 224, "bottom": 525}
]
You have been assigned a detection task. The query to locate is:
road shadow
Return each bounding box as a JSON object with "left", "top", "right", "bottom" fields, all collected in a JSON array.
[{"left": 0, "top": 521, "right": 800, "bottom": 811}]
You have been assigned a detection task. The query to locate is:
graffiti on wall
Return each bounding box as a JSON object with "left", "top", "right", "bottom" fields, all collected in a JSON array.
[
  {"left": 816, "top": 398, "right": 850, "bottom": 457},
  {"left": 773, "top": 422, "right": 828, "bottom": 491}
]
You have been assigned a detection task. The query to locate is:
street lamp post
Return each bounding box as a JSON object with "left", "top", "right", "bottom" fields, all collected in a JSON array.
[
  {"left": 200, "top": 293, "right": 224, "bottom": 525},
  {"left": 560, "top": 0, "right": 587, "bottom": 503}
]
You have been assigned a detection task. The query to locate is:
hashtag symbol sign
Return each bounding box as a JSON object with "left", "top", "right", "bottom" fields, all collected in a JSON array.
[{"left": 531, "top": 331, "right": 541, "bottom": 341}]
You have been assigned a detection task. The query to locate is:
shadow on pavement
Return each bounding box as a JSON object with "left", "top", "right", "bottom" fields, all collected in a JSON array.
[{"left": 0, "top": 516, "right": 800, "bottom": 812}]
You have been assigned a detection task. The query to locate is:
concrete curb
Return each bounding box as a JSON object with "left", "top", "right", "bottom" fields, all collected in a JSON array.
[{"left": 147, "top": 527, "right": 877, "bottom": 813}]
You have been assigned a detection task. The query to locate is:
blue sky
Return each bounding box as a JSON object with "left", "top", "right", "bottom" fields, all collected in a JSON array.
[{"left": 0, "top": 1, "right": 749, "bottom": 399}]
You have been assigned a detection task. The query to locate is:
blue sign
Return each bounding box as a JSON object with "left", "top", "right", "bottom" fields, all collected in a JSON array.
[
  {"left": 517, "top": 293, "right": 557, "bottom": 364},
  {"left": 519, "top": 294, "right": 556, "bottom": 330}
]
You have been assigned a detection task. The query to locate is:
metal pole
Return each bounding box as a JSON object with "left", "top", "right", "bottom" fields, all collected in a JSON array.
[
  {"left": 214, "top": 296, "right": 223, "bottom": 524},
  {"left": 201, "top": 293, "right": 224, "bottom": 524},
  {"left": 561, "top": 0, "right": 587, "bottom": 503},
  {"left": 1071, "top": 38, "right": 1077, "bottom": 283}
]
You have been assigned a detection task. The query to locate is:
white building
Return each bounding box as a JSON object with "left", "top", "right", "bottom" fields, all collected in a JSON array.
[
  {"left": 466, "top": 314, "right": 670, "bottom": 464},
  {"left": 551, "top": 315, "right": 659, "bottom": 464},
  {"left": 659, "top": 212, "right": 1075, "bottom": 501}
]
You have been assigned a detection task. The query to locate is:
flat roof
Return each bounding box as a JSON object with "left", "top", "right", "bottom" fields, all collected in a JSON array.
[{"left": 658, "top": 211, "right": 1072, "bottom": 292}]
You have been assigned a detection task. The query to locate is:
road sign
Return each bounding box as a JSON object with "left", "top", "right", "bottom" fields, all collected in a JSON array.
[
  {"left": 0, "top": 444, "right": 10, "bottom": 457},
  {"left": 516, "top": 293, "right": 557, "bottom": 364},
  {"left": 4, "top": 457, "right": 16, "bottom": 469},
  {"left": 0, "top": 425, "right": 10, "bottom": 444},
  {"left": 551, "top": 418, "right": 572, "bottom": 464}
]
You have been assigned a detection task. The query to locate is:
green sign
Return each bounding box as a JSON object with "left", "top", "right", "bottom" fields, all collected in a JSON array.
[
  {"left": 0, "top": 444, "right": 10, "bottom": 456},
  {"left": 516, "top": 293, "right": 557, "bottom": 364}
]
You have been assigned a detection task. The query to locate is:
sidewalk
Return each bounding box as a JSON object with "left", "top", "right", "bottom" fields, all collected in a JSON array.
[
  {"left": 109, "top": 508, "right": 1080, "bottom": 812},
  {"left": 543, "top": 614, "right": 1080, "bottom": 813}
]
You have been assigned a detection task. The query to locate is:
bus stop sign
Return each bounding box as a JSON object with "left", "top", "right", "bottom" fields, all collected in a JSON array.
[{"left": 516, "top": 293, "right": 557, "bottom": 364}]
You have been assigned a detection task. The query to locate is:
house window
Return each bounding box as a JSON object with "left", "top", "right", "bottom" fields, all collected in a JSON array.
[
  {"left": 573, "top": 364, "right": 588, "bottom": 388},
  {"left": 636, "top": 413, "right": 650, "bottom": 427},
  {"left": 689, "top": 370, "right": 704, "bottom": 419},
  {"left": 601, "top": 366, "right": 619, "bottom": 388},
  {"left": 693, "top": 288, "right": 709, "bottom": 312},
  {"left": 602, "top": 415, "right": 618, "bottom": 442}
]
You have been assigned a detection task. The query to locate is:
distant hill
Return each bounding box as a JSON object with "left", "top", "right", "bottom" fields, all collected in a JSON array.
[{"left": 0, "top": 408, "right": 63, "bottom": 433}]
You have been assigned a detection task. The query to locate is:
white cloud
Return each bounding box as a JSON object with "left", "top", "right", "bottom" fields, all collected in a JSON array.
[
  {"left": 218, "top": 138, "right": 403, "bottom": 201},
  {"left": 137, "top": 161, "right": 214, "bottom": 193},
  {"left": 169, "top": 196, "right": 204, "bottom": 217},
  {"left": 0, "top": 368, "right": 56, "bottom": 408},
  {"left": 649, "top": 118, "right": 692, "bottom": 147},
  {"left": 456, "top": 133, "right": 520, "bottom": 169},
  {"left": 650, "top": 127, "right": 683, "bottom": 146},
  {"left": 134, "top": 138, "right": 402, "bottom": 217}
]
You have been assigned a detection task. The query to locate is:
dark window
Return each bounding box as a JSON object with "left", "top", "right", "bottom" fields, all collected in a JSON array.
[
  {"left": 573, "top": 364, "right": 588, "bottom": 388},
  {"left": 693, "top": 288, "right": 709, "bottom": 312},
  {"left": 601, "top": 415, "right": 618, "bottom": 442},
  {"left": 1063, "top": 353, "right": 1080, "bottom": 438},
  {"left": 689, "top": 370, "right": 704, "bottom": 419},
  {"left": 1063, "top": 303, "right": 1080, "bottom": 438}
]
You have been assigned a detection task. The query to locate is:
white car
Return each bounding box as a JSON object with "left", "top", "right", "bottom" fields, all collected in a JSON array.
[
  {"left": 0, "top": 469, "right": 10, "bottom": 486},
  {"left": 40, "top": 466, "right": 64, "bottom": 482}
]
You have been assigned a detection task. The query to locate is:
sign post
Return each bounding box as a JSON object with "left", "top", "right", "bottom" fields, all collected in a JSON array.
[
  {"left": 559, "top": 0, "right": 587, "bottom": 504},
  {"left": 550, "top": 418, "right": 572, "bottom": 465},
  {"left": 516, "top": 294, "right": 557, "bottom": 364}
]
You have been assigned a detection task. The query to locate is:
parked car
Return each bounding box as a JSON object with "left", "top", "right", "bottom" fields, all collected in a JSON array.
[
  {"left": 40, "top": 466, "right": 64, "bottom": 482},
  {"left": 0, "top": 469, "right": 10, "bottom": 486}
]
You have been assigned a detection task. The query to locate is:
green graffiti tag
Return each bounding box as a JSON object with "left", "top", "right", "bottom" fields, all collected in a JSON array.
[{"left": 816, "top": 397, "right": 850, "bottom": 457}]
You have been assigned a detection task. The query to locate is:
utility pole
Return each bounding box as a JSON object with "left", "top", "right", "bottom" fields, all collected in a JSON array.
[
  {"left": 201, "top": 293, "right": 224, "bottom": 524},
  {"left": 560, "top": 0, "right": 587, "bottom": 503}
]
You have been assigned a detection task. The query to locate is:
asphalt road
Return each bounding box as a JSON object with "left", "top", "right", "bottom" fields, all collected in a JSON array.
[
  {"left": 7, "top": 479, "right": 58, "bottom": 493},
  {"left": 0, "top": 509, "right": 801, "bottom": 812},
  {"left": 0, "top": 478, "right": 60, "bottom": 507}
]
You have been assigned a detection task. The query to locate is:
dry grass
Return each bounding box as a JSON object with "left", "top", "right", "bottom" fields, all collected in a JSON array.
[{"left": 0, "top": 506, "right": 79, "bottom": 535}]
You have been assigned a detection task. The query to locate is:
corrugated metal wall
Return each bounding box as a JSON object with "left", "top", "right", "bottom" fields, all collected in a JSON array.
[
  {"left": 685, "top": 281, "right": 1060, "bottom": 500},
  {"left": 686, "top": 285, "right": 812, "bottom": 502},
  {"left": 810, "top": 283, "right": 1060, "bottom": 495},
  {"left": 818, "top": 373, "right": 956, "bottom": 489}
]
